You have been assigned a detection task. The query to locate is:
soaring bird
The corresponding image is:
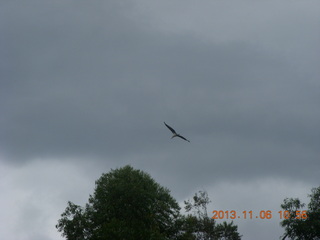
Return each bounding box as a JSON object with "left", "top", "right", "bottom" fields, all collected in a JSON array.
[{"left": 164, "top": 122, "right": 190, "bottom": 142}]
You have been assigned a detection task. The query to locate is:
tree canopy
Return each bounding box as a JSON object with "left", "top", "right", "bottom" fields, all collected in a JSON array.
[
  {"left": 56, "top": 165, "right": 241, "bottom": 240},
  {"left": 56, "top": 165, "right": 180, "bottom": 240},
  {"left": 280, "top": 186, "right": 320, "bottom": 240},
  {"left": 182, "top": 191, "right": 241, "bottom": 240}
]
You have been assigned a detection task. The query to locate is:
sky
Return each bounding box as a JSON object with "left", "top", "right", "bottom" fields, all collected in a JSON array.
[{"left": 1, "top": 1, "right": 319, "bottom": 239}]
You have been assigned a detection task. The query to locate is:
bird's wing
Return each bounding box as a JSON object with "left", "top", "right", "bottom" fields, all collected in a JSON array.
[
  {"left": 177, "top": 134, "right": 190, "bottom": 142},
  {"left": 164, "top": 122, "right": 176, "bottom": 134}
]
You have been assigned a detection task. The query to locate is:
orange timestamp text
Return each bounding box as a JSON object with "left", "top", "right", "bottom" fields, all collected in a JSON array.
[{"left": 212, "top": 210, "right": 308, "bottom": 220}]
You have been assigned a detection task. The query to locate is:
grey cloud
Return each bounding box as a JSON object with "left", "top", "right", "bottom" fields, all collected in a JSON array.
[{"left": 0, "top": 1, "right": 319, "bottom": 239}]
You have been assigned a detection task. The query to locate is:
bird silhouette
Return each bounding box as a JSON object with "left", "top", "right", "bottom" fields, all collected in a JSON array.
[{"left": 164, "top": 122, "right": 190, "bottom": 142}]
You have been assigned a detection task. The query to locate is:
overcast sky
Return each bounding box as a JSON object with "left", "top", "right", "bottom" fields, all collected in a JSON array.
[{"left": 1, "top": 1, "right": 319, "bottom": 239}]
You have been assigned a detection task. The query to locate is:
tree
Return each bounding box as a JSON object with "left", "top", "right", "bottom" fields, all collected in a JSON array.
[
  {"left": 181, "top": 191, "right": 241, "bottom": 240},
  {"left": 56, "top": 165, "right": 181, "bottom": 240},
  {"left": 56, "top": 167, "right": 242, "bottom": 240},
  {"left": 215, "top": 222, "right": 241, "bottom": 240},
  {"left": 280, "top": 186, "right": 320, "bottom": 240}
]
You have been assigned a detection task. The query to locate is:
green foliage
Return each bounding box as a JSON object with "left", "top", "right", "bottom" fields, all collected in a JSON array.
[
  {"left": 280, "top": 186, "right": 320, "bottom": 240},
  {"left": 56, "top": 167, "right": 242, "bottom": 240},
  {"left": 56, "top": 165, "right": 180, "bottom": 240},
  {"left": 56, "top": 201, "right": 89, "bottom": 240},
  {"left": 215, "top": 222, "right": 241, "bottom": 240},
  {"left": 182, "top": 191, "right": 241, "bottom": 240}
]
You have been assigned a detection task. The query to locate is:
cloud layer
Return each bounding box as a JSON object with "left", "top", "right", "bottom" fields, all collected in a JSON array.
[{"left": 1, "top": 1, "right": 319, "bottom": 239}]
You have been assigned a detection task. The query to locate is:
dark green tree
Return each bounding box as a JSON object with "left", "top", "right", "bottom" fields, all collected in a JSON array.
[
  {"left": 215, "top": 222, "right": 241, "bottom": 240},
  {"left": 181, "top": 191, "right": 241, "bottom": 240},
  {"left": 280, "top": 186, "right": 320, "bottom": 240},
  {"left": 56, "top": 167, "right": 242, "bottom": 240},
  {"left": 56, "top": 165, "right": 181, "bottom": 240}
]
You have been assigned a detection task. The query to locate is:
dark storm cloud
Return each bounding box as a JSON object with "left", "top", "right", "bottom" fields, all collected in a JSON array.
[
  {"left": 1, "top": 2, "right": 320, "bottom": 240},
  {"left": 0, "top": 2, "right": 320, "bottom": 189},
  {"left": 1, "top": 1, "right": 319, "bottom": 188}
]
